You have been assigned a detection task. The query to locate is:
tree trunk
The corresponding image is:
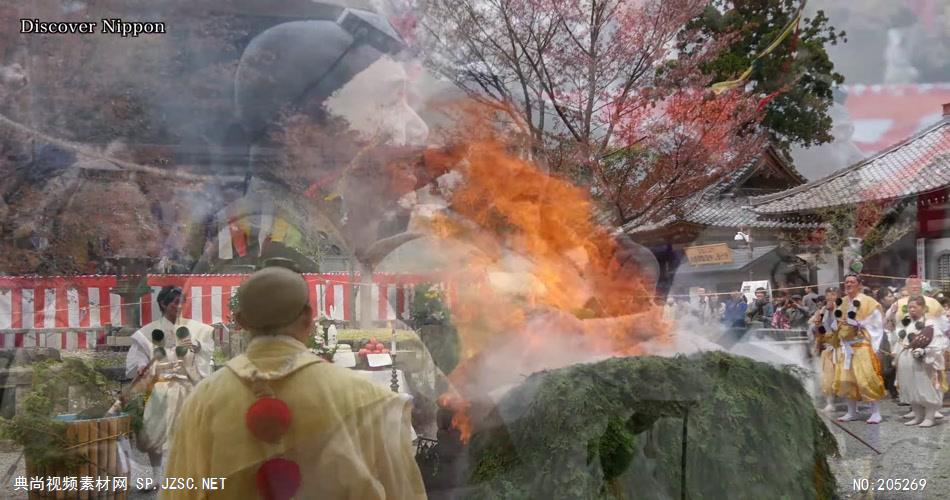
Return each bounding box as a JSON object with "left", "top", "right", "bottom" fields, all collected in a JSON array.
[{"left": 359, "top": 260, "right": 374, "bottom": 329}]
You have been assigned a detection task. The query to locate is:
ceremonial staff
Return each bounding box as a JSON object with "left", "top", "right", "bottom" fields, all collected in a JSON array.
[
  {"left": 821, "top": 415, "right": 882, "bottom": 455},
  {"left": 390, "top": 322, "right": 399, "bottom": 393}
]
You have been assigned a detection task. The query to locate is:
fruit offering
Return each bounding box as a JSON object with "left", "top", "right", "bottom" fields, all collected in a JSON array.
[{"left": 358, "top": 337, "right": 390, "bottom": 357}]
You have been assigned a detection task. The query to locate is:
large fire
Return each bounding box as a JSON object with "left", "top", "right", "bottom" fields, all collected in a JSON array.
[{"left": 417, "top": 109, "right": 670, "bottom": 441}]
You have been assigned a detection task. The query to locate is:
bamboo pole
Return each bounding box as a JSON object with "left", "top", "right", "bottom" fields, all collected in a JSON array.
[
  {"left": 87, "top": 420, "right": 98, "bottom": 498},
  {"left": 107, "top": 417, "right": 118, "bottom": 499},
  {"left": 118, "top": 416, "right": 129, "bottom": 500},
  {"left": 98, "top": 419, "right": 108, "bottom": 496},
  {"left": 77, "top": 421, "right": 90, "bottom": 500}
]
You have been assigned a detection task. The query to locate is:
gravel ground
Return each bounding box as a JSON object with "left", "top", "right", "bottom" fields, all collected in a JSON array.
[
  {"left": 0, "top": 440, "right": 157, "bottom": 499},
  {"left": 829, "top": 398, "right": 950, "bottom": 499}
]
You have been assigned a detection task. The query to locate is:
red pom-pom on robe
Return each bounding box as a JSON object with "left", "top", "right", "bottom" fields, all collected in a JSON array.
[
  {"left": 246, "top": 397, "right": 292, "bottom": 443},
  {"left": 256, "top": 457, "right": 301, "bottom": 500}
]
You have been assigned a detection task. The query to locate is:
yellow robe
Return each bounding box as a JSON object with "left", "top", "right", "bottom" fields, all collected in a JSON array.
[
  {"left": 818, "top": 332, "right": 838, "bottom": 397},
  {"left": 162, "top": 335, "right": 426, "bottom": 500},
  {"left": 812, "top": 305, "right": 839, "bottom": 396},
  {"left": 832, "top": 293, "right": 886, "bottom": 401}
]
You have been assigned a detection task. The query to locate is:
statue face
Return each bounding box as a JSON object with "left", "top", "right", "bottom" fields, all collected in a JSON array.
[
  {"left": 324, "top": 55, "right": 429, "bottom": 146},
  {"left": 906, "top": 278, "right": 922, "bottom": 296}
]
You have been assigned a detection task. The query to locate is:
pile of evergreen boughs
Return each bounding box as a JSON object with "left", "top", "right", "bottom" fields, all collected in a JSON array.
[
  {"left": 1, "top": 358, "right": 121, "bottom": 471},
  {"left": 466, "top": 352, "right": 838, "bottom": 499}
]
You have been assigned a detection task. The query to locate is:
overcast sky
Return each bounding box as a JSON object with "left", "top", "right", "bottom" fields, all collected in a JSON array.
[{"left": 790, "top": 0, "right": 950, "bottom": 180}]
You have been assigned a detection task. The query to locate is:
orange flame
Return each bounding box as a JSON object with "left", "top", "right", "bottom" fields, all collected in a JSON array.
[
  {"left": 438, "top": 394, "right": 473, "bottom": 443},
  {"left": 425, "top": 105, "right": 670, "bottom": 441}
]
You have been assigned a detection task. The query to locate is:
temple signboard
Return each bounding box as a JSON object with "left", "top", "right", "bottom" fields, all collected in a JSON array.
[{"left": 684, "top": 243, "right": 733, "bottom": 266}]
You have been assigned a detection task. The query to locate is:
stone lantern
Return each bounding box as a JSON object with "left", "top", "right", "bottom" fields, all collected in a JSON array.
[{"left": 106, "top": 256, "right": 156, "bottom": 336}]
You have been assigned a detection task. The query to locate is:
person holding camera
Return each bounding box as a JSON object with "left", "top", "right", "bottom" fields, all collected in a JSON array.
[
  {"left": 722, "top": 291, "right": 748, "bottom": 329},
  {"left": 786, "top": 294, "right": 811, "bottom": 329},
  {"left": 770, "top": 293, "right": 808, "bottom": 330},
  {"left": 745, "top": 287, "right": 774, "bottom": 328}
]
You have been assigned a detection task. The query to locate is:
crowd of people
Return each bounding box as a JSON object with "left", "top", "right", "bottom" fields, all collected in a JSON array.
[
  {"left": 663, "top": 286, "right": 822, "bottom": 330},
  {"left": 664, "top": 274, "right": 949, "bottom": 427}
]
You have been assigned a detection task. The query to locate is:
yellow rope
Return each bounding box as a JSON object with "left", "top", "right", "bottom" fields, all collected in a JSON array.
[
  {"left": 710, "top": 9, "right": 803, "bottom": 95},
  {"left": 63, "top": 431, "right": 130, "bottom": 451}
]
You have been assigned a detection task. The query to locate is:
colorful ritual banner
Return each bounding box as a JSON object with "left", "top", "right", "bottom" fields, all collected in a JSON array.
[
  {"left": 259, "top": 210, "right": 274, "bottom": 256},
  {"left": 271, "top": 217, "right": 289, "bottom": 242},
  {"left": 229, "top": 218, "right": 250, "bottom": 257},
  {"left": 218, "top": 224, "right": 233, "bottom": 260},
  {"left": 710, "top": 10, "right": 801, "bottom": 95}
]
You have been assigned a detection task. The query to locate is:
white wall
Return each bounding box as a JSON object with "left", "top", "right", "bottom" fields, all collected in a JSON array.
[{"left": 815, "top": 251, "right": 839, "bottom": 290}]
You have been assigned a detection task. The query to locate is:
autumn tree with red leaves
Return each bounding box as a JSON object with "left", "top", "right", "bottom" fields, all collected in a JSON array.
[{"left": 420, "top": 0, "right": 767, "bottom": 225}]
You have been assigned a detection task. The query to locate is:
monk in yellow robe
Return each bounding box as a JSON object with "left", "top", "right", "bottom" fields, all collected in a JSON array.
[
  {"left": 886, "top": 277, "right": 945, "bottom": 327},
  {"left": 832, "top": 273, "right": 886, "bottom": 424},
  {"left": 809, "top": 287, "right": 840, "bottom": 412},
  {"left": 162, "top": 267, "right": 426, "bottom": 499}
]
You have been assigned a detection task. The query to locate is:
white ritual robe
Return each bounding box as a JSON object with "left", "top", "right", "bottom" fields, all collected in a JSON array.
[
  {"left": 895, "top": 318, "right": 949, "bottom": 409},
  {"left": 126, "top": 317, "right": 216, "bottom": 455}
]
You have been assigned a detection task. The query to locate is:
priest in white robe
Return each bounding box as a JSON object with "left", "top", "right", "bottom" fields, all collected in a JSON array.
[
  {"left": 886, "top": 276, "right": 947, "bottom": 420},
  {"left": 894, "top": 295, "right": 949, "bottom": 428},
  {"left": 125, "top": 285, "right": 216, "bottom": 488}
]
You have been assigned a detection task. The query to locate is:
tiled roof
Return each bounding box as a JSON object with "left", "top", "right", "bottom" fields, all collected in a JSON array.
[
  {"left": 624, "top": 146, "right": 812, "bottom": 234},
  {"left": 625, "top": 196, "right": 818, "bottom": 234},
  {"left": 752, "top": 119, "right": 950, "bottom": 214},
  {"left": 705, "top": 146, "right": 806, "bottom": 197}
]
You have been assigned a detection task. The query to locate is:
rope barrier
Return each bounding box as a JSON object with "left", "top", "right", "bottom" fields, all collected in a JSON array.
[{"left": 0, "top": 271, "right": 945, "bottom": 317}]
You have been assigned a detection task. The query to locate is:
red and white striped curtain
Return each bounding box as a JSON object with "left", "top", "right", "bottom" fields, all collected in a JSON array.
[{"left": 0, "top": 273, "right": 437, "bottom": 351}]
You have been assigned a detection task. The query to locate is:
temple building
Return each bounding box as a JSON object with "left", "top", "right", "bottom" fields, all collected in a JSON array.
[
  {"left": 751, "top": 103, "right": 950, "bottom": 291},
  {"left": 625, "top": 146, "right": 815, "bottom": 295}
]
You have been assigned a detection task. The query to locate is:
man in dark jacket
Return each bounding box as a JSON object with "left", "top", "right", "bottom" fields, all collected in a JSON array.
[{"left": 745, "top": 287, "right": 774, "bottom": 327}]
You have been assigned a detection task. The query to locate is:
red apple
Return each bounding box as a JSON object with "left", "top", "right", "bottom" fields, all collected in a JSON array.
[{"left": 358, "top": 349, "right": 369, "bottom": 357}]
